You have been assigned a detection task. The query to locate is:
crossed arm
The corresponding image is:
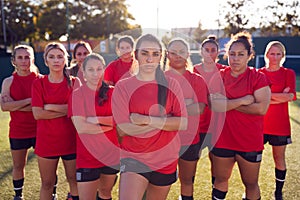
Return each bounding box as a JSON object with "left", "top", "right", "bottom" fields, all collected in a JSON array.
[
  {"left": 116, "top": 113, "right": 187, "bottom": 137},
  {"left": 210, "top": 86, "right": 271, "bottom": 115}
]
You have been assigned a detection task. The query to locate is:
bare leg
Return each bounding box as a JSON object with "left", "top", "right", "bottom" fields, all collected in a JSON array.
[
  {"left": 178, "top": 158, "right": 198, "bottom": 197},
  {"left": 38, "top": 156, "right": 59, "bottom": 200},
  {"left": 236, "top": 154, "right": 261, "bottom": 199},
  {"left": 119, "top": 172, "right": 148, "bottom": 200},
  {"left": 62, "top": 159, "right": 78, "bottom": 197}
]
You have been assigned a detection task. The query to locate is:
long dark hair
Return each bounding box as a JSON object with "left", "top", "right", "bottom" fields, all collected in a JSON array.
[
  {"left": 82, "top": 53, "right": 109, "bottom": 106},
  {"left": 135, "top": 34, "right": 168, "bottom": 113}
]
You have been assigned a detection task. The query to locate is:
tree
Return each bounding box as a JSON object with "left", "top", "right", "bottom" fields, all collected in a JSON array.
[
  {"left": 0, "top": 0, "right": 37, "bottom": 46},
  {"left": 0, "top": 0, "right": 138, "bottom": 46},
  {"left": 218, "top": 0, "right": 255, "bottom": 37},
  {"left": 259, "top": 0, "right": 300, "bottom": 36},
  {"left": 36, "top": 0, "right": 136, "bottom": 40},
  {"left": 193, "top": 21, "right": 207, "bottom": 43}
]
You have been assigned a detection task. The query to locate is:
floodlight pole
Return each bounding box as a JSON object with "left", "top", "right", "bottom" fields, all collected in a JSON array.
[
  {"left": 66, "top": 0, "right": 70, "bottom": 53},
  {"left": 1, "top": 0, "right": 7, "bottom": 52}
]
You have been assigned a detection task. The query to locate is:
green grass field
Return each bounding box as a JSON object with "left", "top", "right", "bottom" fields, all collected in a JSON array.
[{"left": 0, "top": 94, "right": 299, "bottom": 199}]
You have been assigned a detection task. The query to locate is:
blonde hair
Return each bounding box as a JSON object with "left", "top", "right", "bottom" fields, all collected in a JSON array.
[{"left": 264, "top": 41, "right": 286, "bottom": 67}]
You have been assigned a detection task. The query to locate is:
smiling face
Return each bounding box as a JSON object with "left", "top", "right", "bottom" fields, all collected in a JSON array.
[
  {"left": 136, "top": 41, "right": 162, "bottom": 75},
  {"left": 83, "top": 58, "right": 105, "bottom": 88},
  {"left": 228, "top": 42, "right": 250, "bottom": 76},
  {"left": 167, "top": 41, "right": 189, "bottom": 71},
  {"left": 45, "top": 48, "right": 67, "bottom": 73}
]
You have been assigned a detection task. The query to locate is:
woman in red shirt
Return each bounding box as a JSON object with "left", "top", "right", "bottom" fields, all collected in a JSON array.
[
  {"left": 69, "top": 53, "right": 119, "bottom": 200},
  {"left": 31, "top": 42, "right": 78, "bottom": 200},
  {"left": 1, "top": 45, "right": 39, "bottom": 200},
  {"left": 104, "top": 35, "right": 136, "bottom": 85},
  {"left": 210, "top": 32, "right": 271, "bottom": 200},
  {"left": 165, "top": 38, "right": 207, "bottom": 200},
  {"left": 258, "top": 41, "right": 296, "bottom": 200},
  {"left": 113, "top": 34, "right": 187, "bottom": 200},
  {"left": 193, "top": 35, "right": 226, "bottom": 188}
]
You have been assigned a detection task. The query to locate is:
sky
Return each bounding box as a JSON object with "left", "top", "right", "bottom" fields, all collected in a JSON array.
[{"left": 125, "top": 0, "right": 274, "bottom": 30}]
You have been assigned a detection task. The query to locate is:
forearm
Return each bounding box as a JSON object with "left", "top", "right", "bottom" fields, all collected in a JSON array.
[
  {"left": 116, "top": 123, "right": 156, "bottom": 136},
  {"left": 44, "top": 104, "right": 68, "bottom": 114},
  {"left": 1, "top": 98, "right": 31, "bottom": 112},
  {"left": 32, "top": 107, "right": 66, "bottom": 120},
  {"left": 186, "top": 102, "right": 206, "bottom": 115},
  {"left": 211, "top": 98, "right": 243, "bottom": 112},
  {"left": 149, "top": 116, "right": 187, "bottom": 131},
  {"left": 18, "top": 105, "right": 32, "bottom": 112},
  {"left": 87, "top": 116, "right": 113, "bottom": 126},
  {"left": 271, "top": 93, "right": 294, "bottom": 103}
]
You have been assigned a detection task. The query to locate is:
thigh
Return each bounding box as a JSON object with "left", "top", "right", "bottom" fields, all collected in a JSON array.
[
  {"left": 146, "top": 184, "right": 171, "bottom": 200},
  {"left": 119, "top": 172, "right": 148, "bottom": 200},
  {"left": 38, "top": 156, "right": 59, "bottom": 183},
  {"left": 178, "top": 158, "right": 198, "bottom": 180},
  {"left": 99, "top": 173, "right": 117, "bottom": 189},
  {"left": 236, "top": 154, "right": 261, "bottom": 184},
  {"left": 62, "top": 158, "right": 77, "bottom": 179}
]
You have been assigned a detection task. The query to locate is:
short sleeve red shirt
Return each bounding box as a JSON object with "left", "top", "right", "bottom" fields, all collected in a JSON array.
[
  {"left": 104, "top": 58, "right": 133, "bottom": 85},
  {"left": 31, "top": 75, "right": 76, "bottom": 157},
  {"left": 69, "top": 84, "right": 119, "bottom": 169},
  {"left": 9, "top": 72, "right": 38, "bottom": 139},
  {"left": 193, "top": 63, "right": 226, "bottom": 133},
  {"left": 112, "top": 76, "right": 187, "bottom": 173},
  {"left": 213, "top": 67, "right": 270, "bottom": 152},
  {"left": 259, "top": 67, "right": 297, "bottom": 136},
  {"left": 165, "top": 70, "right": 208, "bottom": 145}
]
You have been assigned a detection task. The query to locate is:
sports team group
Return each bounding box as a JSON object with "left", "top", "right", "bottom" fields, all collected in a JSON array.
[{"left": 1, "top": 31, "right": 296, "bottom": 200}]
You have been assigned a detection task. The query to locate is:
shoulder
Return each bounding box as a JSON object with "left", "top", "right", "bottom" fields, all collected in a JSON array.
[
  {"left": 107, "top": 58, "right": 120, "bottom": 67},
  {"left": 1, "top": 76, "right": 13, "bottom": 91}
]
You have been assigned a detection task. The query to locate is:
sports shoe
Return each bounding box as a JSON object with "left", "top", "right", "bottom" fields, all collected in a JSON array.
[
  {"left": 66, "top": 192, "right": 72, "bottom": 200},
  {"left": 52, "top": 193, "right": 58, "bottom": 200},
  {"left": 13, "top": 196, "right": 23, "bottom": 200}
]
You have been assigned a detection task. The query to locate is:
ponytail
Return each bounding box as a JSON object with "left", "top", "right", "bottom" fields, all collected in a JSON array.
[
  {"left": 155, "top": 65, "right": 168, "bottom": 115},
  {"left": 98, "top": 81, "right": 109, "bottom": 106}
]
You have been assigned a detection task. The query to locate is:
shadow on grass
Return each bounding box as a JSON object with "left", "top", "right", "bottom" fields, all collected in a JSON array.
[
  {"left": 290, "top": 116, "right": 300, "bottom": 125},
  {"left": 0, "top": 151, "right": 36, "bottom": 182}
]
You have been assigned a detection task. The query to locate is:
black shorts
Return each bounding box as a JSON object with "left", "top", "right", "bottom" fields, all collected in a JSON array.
[
  {"left": 211, "top": 148, "right": 263, "bottom": 163},
  {"left": 10, "top": 137, "right": 36, "bottom": 150},
  {"left": 199, "top": 133, "right": 213, "bottom": 150},
  {"left": 44, "top": 153, "right": 76, "bottom": 160},
  {"left": 179, "top": 142, "right": 201, "bottom": 161},
  {"left": 120, "top": 158, "right": 177, "bottom": 186},
  {"left": 264, "top": 134, "right": 292, "bottom": 146},
  {"left": 76, "top": 166, "right": 119, "bottom": 182}
]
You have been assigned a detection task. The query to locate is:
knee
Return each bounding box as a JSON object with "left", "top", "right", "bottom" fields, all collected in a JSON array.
[
  {"left": 98, "top": 187, "right": 113, "bottom": 197},
  {"left": 41, "top": 179, "right": 55, "bottom": 190},
  {"left": 179, "top": 175, "right": 195, "bottom": 186},
  {"left": 243, "top": 180, "right": 259, "bottom": 190}
]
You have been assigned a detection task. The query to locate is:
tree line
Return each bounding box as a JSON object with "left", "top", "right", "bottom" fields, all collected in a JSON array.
[{"left": 0, "top": 0, "right": 299, "bottom": 48}]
